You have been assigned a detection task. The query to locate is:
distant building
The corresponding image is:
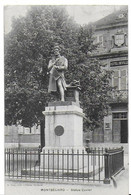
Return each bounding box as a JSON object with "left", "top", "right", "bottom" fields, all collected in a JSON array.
[
  {"left": 5, "top": 125, "right": 40, "bottom": 148},
  {"left": 89, "top": 6, "right": 128, "bottom": 143}
]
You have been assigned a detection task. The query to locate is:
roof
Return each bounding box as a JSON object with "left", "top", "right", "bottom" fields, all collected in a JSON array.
[{"left": 94, "top": 6, "right": 128, "bottom": 29}]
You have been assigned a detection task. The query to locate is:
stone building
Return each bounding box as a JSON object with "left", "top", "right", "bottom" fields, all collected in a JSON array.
[
  {"left": 5, "top": 125, "right": 40, "bottom": 148},
  {"left": 89, "top": 6, "right": 128, "bottom": 143}
]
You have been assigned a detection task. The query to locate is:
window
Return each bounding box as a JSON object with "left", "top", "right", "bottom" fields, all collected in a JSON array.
[
  {"left": 119, "top": 14, "right": 124, "bottom": 18},
  {"left": 113, "top": 113, "right": 120, "bottom": 119},
  {"left": 121, "top": 70, "right": 127, "bottom": 90},
  {"left": 94, "top": 35, "right": 103, "bottom": 46},
  {"left": 23, "top": 126, "right": 40, "bottom": 134},
  {"left": 113, "top": 112, "right": 127, "bottom": 119},
  {"left": 121, "top": 112, "right": 127, "bottom": 118},
  {"left": 18, "top": 126, "right": 24, "bottom": 134},
  {"left": 24, "top": 127, "right": 31, "bottom": 134},
  {"left": 113, "top": 70, "right": 119, "bottom": 90},
  {"left": 112, "top": 69, "right": 127, "bottom": 90}
]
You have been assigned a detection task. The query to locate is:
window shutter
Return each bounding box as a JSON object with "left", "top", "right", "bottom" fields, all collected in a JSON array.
[
  {"left": 113, "top": 70, "right": 119, "bottom": 89},
  {"left": 120, "top": 69, "right": 127, "bottom": 90}
]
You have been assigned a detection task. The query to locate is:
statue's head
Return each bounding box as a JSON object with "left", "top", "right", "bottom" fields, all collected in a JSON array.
[{"left": 53, "top": 45, "right": 61, "bottom": 56}]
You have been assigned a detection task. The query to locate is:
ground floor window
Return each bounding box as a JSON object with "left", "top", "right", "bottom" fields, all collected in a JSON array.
[
  {"left": 112, "top": 112, "right": 128, "bottom": 143},
  {"left": 113, "top": 112, "right": 127, "bottom": 119}
]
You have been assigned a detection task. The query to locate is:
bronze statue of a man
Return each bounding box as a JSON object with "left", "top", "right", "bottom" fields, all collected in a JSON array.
[{"left": 48, "top": 46, "right": 68, "bottom": 101}]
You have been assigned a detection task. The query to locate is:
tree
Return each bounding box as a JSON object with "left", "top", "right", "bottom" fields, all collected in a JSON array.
[
  {"left": 66, "top": 24, "right": 113, "bottom": 130},
  {"left": 5, "top": 5, "right": 112, "bottom": 132},
  {"left": 5, "top": 6, "right": 78, "bottom": 127}
]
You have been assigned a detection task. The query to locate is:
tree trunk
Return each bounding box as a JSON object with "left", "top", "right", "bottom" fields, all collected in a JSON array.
[{"left": 40, "top": 120, "right": 45, "bottom": 149}]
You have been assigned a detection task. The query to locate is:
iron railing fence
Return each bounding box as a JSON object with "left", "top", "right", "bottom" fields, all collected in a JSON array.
[
  {"left": 5, "top": 147, "right": 104, "bottom": 183},
  {"left": 5, "top": 147, "right": 124, "bottom": 184},
  {"left": 104, "top": 146, "right": 124, "bottom": 184}
]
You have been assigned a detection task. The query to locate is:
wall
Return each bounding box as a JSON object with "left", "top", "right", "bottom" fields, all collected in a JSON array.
[{"left": 5, "top": 125, "right": 41, "bottom": 148}]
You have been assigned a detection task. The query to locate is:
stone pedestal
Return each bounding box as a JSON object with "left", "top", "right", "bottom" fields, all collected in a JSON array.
[
  {"left": 43, "top": 101, "right": 84, "bottom": 148},
  {"left": 41, "top": 100, "right": 85, "bottom": 169}
]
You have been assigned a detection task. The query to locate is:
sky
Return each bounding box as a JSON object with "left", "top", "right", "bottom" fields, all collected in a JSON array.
[{"left": 4, "top": 5, "right": 122, "bottom": 34}]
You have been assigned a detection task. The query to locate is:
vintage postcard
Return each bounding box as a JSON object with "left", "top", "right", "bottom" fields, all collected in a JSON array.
[{"left": 3, "top": 3, "right": 129, "bottom": 195}]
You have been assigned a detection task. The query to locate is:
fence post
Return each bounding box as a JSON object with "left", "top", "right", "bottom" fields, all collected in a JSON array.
[
  {"left": 25, "top": 149, "right": 27, "bottom": 170},
  {"left": 38, "top": 146, "right": 41, "bottom": 166},
  {"left": 121, "top": 146, "right": 125, "bottom": 170},
  {"left": 103, "top": 149, "right": 111, "bottom": 184}
]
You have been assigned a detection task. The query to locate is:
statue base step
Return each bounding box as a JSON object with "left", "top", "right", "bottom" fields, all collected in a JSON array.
[{"left": 40, "top": 147, "right": 86, "bottom": 170}]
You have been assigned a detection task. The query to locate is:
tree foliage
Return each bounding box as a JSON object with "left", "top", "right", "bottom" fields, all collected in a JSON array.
[{"left": 5, "top": 5, "right": 112, "bottom": 129}]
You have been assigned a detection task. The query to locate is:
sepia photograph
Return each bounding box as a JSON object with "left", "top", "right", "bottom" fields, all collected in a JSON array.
[{"left": 4, "top": 3, "right": 129, "bottom": 195}]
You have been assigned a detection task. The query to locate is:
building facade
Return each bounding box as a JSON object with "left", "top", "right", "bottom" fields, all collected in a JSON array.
[
  {"left": 5, "top": 125, "right": 41, "bottom": 148},
  {"left": 90, "top": 6, "right": 128, "bottom": 143}
]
